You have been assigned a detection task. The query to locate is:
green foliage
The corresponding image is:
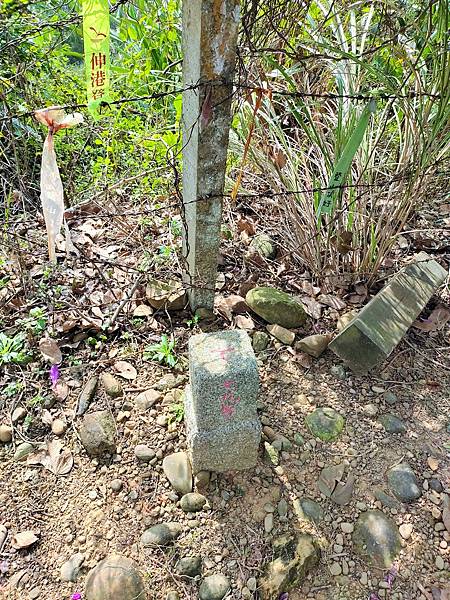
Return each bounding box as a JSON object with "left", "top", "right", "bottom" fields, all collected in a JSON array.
[
  {"left": 232, "top": 0, "right": 449, "bottom": 282},
  {"left": 27, "top": 393, "right": 46, "bottom": 408},
  {"left": 18, "top": 307, "right": 47, "bottom": 336},
  {"left": 23, "top": 414, "right": 33, "bottom": 431},
  {"left": 185, "top": 314, "right": 199, "bottom": 329},
  {"left": 144, "top": 334, "right": 177, "bottom": 368},
  {"left": 168, "top": 401, "right": 184, "bottom": 423},
  {"left": 1, "top": 0, "right": 182, "bottom": 209},
  {"left": 3, "top": 381, "right": 24, "bottom": 397},
  {"left": 0, "top": 332, "right": 29, "bottom": 366}
]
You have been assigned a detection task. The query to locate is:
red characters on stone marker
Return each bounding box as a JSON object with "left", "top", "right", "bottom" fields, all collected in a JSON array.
[
  {"left": 215, "top": 346, "right": 234, "bottom": 362},
  {"left": 220, "top": 379, "right": 240, "bottom": 419}
]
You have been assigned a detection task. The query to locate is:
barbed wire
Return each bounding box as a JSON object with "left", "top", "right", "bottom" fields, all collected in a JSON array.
[
  {"left": 0, "top": 80, "right": 444, "bottom": 125},
  {"left": 5, "top": 162, "right": 448, "bottom": 229}
]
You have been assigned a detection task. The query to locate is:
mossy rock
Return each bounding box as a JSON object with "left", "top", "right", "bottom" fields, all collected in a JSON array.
[
  {"left": 259, "top": 534, "right": 320, "bottom": 600},
  {"left": 305, "top": 407, "right": 344, "bottom": 441},
  {"left": 246, "top": 287, "right": 306, "bottom": 328},
  {"left": 249, "top": 234, "right": 276, "bottom": 260}
]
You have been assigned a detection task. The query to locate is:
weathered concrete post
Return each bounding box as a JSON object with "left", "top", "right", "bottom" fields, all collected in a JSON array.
[{"left": 182, "top": 0, "right": 240, "bottom": 311}]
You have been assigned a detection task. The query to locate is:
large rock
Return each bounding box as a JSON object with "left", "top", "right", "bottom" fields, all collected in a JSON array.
[
  {"left": 199, "top": 574, "right": 230, "bottom": 600},
  {"left": 135, "top": 444, "right": 156, "bottom": 462},
  {"left": 85, "top": 554, "right": 145, "bottom": 600},
  {"left": 248, "top": 234, "right": 276, "bottom": 260},
  {"left": 259, "top": 533, "right": 320, "bottom": 600},
  {"left": 266, "top": 324, "right": 295, "bottom": 345},
  {"left": 175, "top": 556, "right": 202, "bottom": 578},
  {"left": 293, "top": 498, "right": 324, "bottom": 525},
  {"left": 78, "top": 411, "right": 116, "bottom": 457},
  {"left": 0, "top": 425, "right": 13, "bottom": 443},
  {"left": 101, "top": 373, "right": 123, "bottom": 398},
  {"left": 134, "top": 389, "right": 161, "bottom": 412},
  {"left": 140, "top": 522, "right": 183, "bottom": 547},
  {"left": 386, "top": 463, "right": 421, "bottom": 502},
  {"left": 146, "top": 279, "right": 186, "bottom": 311},
  {"left": 77, "top": 376, "right": 98, "bottom": 416},
  {"left": 306, "top": 407, "right": 344, "bottom": 441},
  {"left": 246, "top": 287, "right": 307, "bottom": 328},
  {"left": 352, "top": 510, "right": 401, "bottom": 567},
  {"left": 13, "top": 442, "right": 34, "bottom": 461},
  {"left": 252, "top": 331, "right": 269, "bottom": 353},
  {"left": 162, "top": 452, "right": 193, "bottom": 494}
]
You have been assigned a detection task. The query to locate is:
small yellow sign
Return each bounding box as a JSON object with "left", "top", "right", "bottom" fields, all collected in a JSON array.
[{"left": 82, "top": 0, "right": 111, "bottom": 118}]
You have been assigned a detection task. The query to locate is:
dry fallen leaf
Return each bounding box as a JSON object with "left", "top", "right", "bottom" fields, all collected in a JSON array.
[
  {"left": 41, "top": 410, "right": 53, "bottom": 426},
  {"left": 53, "top": 381, "right": 69, "bottom": 400},
  {"left": 413, "top": 306, "right": 450, "bottom": 332},
  {"left": 133, "top": 304, "right": 153, "bottom": 317},
  {"left": 236, "top": 216, "right": 256, "bottom": 236},
  {"left": 427, "top": 457, "right": 439, "bottom": 471},
  {"left": 301, "top": 281, "right": 320, "bottom": 296},
  {"left": 318, "top": 294, "right": 347, "bottom": 310},
  {"left": 39, "top": 337, "right": 62, "bottom": 364},
  {"left": 91, "top": 306, "right": 105, "bottom": 320},
  {"left": 301, "top": 296, "right": 322, "bottom": 319},
  {"left": 347, "top": 293, "right": 366, "bottom": 305},
  {"left": 331, "top": 230, "right": 354, "bottom": 254},
  {"left": 114, "top": 360, "right": 137, "bottom": 380},
  {"left": 215, "top": 295, "right": 248, "bottom": 321},
  {"left": 27, "top": 440, "right": 73, "bottom": 476},
  {"left": 215, "top": 272, "right": 226, "bottom": 291},
  {"left": 11, "top": 531, "right": 39, "bottom": 549}
]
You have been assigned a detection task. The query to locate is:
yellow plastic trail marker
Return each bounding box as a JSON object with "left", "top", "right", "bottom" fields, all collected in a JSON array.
[{"left": 82, "top": 0, "right": 111, "bottom": 118}]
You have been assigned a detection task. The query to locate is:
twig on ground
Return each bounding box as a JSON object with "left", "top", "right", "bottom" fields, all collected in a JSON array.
[{"left": 107, "top": 273, "right": 144, "bottom": 332}]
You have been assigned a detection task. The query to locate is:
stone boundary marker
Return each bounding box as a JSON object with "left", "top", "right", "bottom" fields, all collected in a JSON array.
[
  {"left": 329, "top": 252, "right": 447, "bottom": 373},
  {"left": 185, "top": 330, "right": 261, "bottom": 473}
]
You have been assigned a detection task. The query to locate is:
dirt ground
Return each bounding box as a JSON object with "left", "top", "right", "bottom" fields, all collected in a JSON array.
[
  {"left": 1, "top": 320, "right": 449, "bottom": 600},
  {"left": 1, "top": 189, "right": 449, "bottom": 600}
]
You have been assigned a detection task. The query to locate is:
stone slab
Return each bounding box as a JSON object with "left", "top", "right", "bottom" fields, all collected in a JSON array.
[
  {"left": 329, "top": 252, "right": 447, "bottom": 373},
  {"left": 185, "top": 330, "right": 261, "bottom": 473}
]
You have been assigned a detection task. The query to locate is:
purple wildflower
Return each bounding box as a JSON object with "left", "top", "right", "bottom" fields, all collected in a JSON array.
[
  {"left": 0, "top": 560, "right": 9, "bottom": 574},
  {"left": 279, "top": 594, "right": 289, "bottom": 600},
  {"left": 49, "top": 364, "right": 60, "bottom": 386},
  {"left": 385, "top": 565, "right": 398, "bottom": 587},
  {"left": 71, "top": 594, "right": 81, "bottom": 600}
]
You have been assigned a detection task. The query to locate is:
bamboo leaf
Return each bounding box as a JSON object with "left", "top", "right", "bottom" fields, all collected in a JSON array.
[{"left": 318, "top": 99, "right": 376, "bottom": 215}]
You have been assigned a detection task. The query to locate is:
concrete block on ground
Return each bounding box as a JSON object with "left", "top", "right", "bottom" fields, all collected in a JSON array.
[
  {"left": 185, "top": 330, "right": 261, "bottom": 473},
  {"left": 329, "top": 252, "right": 447, "bottom": 373}
]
